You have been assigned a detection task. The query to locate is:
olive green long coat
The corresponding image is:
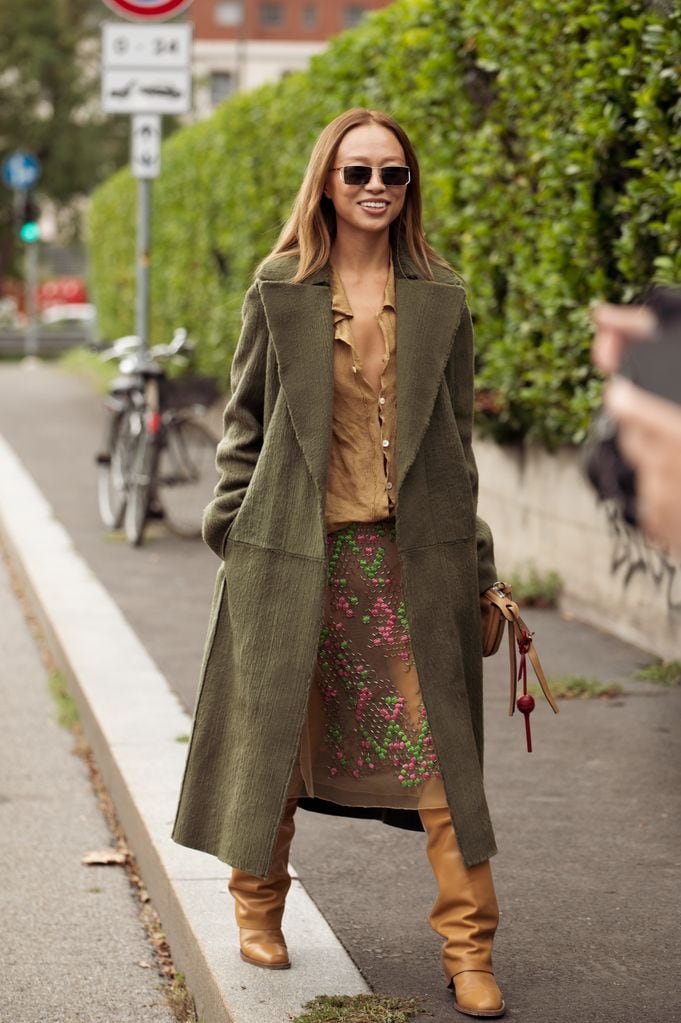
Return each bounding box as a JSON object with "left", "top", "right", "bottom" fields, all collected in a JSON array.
[{"left": 172, "top": 253, "right": 498, "bottom": 878}]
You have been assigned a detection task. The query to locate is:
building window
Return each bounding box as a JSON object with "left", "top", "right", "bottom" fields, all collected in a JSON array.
[
  {"left": 210, "top": 71, "right": 236, "bottom": 106},
  {"left": 344, "top": 5, "right": 366, "bottom": 28},
  {"left": 260, "top": 2, "right": 284, "bottom": 27},
  {"left": 302, "top": 4, "right": 317, "bottom": 28},
  {"left": 214, "top": 0, "right": 243, "bottom": 26}
]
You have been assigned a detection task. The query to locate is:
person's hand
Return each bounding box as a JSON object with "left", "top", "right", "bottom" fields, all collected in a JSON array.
[
  {"left": 591, "top": 302, "right": 656, "bottom": 374},
  {"left": 605, "top": 377, "right": 681, "bottom": 554}
]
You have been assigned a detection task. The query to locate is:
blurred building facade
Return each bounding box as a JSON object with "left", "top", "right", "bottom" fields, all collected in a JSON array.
[{"left": 192, "top": 0, "right": 394, "bottom": 117}]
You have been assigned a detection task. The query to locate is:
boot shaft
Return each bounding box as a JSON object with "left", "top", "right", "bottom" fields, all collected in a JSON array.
[
  {"left": 419, "top": 805, "right": 499, "bottom": 978},
  {"left": 229, "top": 798, "right": 298, "bottom": 931}
]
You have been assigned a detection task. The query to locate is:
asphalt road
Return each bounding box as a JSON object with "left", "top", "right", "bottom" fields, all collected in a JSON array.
[
  {"left": 0, "top": 546, "right": 174, "bottom": 1023},
  {"left": 1, "top": 360, "right": 680, "bottom": 1023}
]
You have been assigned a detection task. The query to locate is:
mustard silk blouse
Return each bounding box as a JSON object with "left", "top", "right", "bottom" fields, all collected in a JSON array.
[{"left": 324, "top": 264, "right": 397, "bottom": 533}]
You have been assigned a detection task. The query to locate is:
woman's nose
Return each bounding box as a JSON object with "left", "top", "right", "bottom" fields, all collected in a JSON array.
[{"left": 366, "top": 169, "right": 386, "bottom": 189}]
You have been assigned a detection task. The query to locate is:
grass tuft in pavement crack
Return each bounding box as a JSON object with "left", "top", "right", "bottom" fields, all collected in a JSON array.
[
  {"left": 633, "top": 660, "right": 681, "bottom": 686},
  {"left": 290, "top": 994, "right": 428, "bottom": 1023},
  {"left": 507, "top": 565, "right": 563, "bottom": 607},
  {"left": 48, "top": 668, "right": 80, "bottom": 730},
  {"left": 166, "top": 971, "right": 199, "bottom": 1022},
  {"left": 531, "top": 674, "right": 623, "bottom": 700}
]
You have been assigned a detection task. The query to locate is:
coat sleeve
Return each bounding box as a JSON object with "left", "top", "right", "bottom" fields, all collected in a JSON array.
[
  {"left": 202, "top": 282, "right": 268, "bottom": 558},
  {"left": 445, "top": 299, "right": 498, "bottom": 593}
]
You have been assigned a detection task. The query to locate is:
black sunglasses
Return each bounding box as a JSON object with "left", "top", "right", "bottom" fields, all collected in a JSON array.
[{"left": 331, "top": 165, "right": 411, "bottom": 187}]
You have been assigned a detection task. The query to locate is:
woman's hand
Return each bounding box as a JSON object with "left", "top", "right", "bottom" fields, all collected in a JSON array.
[
  {"left": 591, "top": 299, "right": 681, "bottom": 554},
  {"left": 604, "top": 377, "right": 681, "bottom": 555},
  {"left": 591, "top": 302, "right": 656, "bottom": 374}
]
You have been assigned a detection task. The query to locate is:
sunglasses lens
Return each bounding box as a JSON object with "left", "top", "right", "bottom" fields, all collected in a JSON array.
[
  {"left": 381, "top": 166, "right": 410, "bottom": 186},
  {"left": 339, "top": 166, "right": 410, "bottom": 186},
  {"left": 342, "top": 166, "right": 372, "bottom": 185}
]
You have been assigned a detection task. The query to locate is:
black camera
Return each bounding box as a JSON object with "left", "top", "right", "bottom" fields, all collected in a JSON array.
[{"left": 585, "top": 288, "right": 681, "bottom": 527}]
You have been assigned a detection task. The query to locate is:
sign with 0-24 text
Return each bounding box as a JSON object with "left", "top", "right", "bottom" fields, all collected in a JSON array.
[{"left": 102, "top": 22, "right": 191, "bottom": 68}]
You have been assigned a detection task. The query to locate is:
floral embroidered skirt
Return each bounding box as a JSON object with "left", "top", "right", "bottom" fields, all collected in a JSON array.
[{"left": 294, "top": 520, "right": 447, "bottom": 810}]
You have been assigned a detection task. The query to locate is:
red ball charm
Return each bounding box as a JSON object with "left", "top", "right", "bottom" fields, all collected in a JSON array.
[{"left": 517, "top": 694, "right": 535, "bottom": 715}]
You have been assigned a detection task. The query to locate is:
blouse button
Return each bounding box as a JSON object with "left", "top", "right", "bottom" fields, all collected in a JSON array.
[
  {"left": 382, "top": 439, "right": 390, "bottom": 448},
  {"left": 386, "top": 481, "right": 394, "bottom": 491},
  {"left": 379, "top": 396, "right": 386, "bottom": 405}
]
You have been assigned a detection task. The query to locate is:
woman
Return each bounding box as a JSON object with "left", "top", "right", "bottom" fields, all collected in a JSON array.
[{"left": 173, "top": 108, "right": 505, "bottom": 1019}]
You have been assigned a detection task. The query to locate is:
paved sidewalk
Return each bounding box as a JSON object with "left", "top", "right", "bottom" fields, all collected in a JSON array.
[
  {"left": 0, "top": 553, "right": 175, "bottom": 1023},
  {"left": 1, "top": 360, "right": 680, "bottom": 1023}
]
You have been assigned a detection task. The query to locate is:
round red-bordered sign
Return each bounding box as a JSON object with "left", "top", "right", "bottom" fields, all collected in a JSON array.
[{"left": 101, "top": 0, "right": 193, "bottom": 21}]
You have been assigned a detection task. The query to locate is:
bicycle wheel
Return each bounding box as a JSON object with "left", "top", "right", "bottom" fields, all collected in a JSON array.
[
  {"left": 97, "top": 408, "right": 134, "bottom": 529},
  {"left": 157, "top": 418, "right": 218, "bottom": 539},
  {"left": 125, "top": 433, "right": 158, "bottom": 546}
]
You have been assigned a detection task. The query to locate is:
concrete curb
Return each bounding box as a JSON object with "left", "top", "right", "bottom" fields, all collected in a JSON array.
[{"left": 0, "top": 433, "right": 370, "bottom": 1023}]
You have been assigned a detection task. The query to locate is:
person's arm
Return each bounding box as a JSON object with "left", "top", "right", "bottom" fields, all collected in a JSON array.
[
  {"left": 445, "top": 300, "right": 497, "bottom": 592},
  {"left": 592, "top": 299, "right": 681, "bottom": 553},
  {"left": 605, "top": 378, "right": 681, "bottom": 554},
  {"left": 202, "top": 282, "right": 268, "bottom": 557}
]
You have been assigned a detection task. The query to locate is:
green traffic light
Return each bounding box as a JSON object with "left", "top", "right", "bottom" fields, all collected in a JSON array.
[{"left": 20, "top": 222, "right": 40, "bottom": 243}]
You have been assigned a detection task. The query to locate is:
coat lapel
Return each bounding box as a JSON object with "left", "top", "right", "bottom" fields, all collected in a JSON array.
[
  {"left": 259, "top": 264, "right": 467, "bottom": 498},
  {"left": 395, "top": 277, "right": 466, "bottom": 490},
  {"left": 259, "top": 278, "right": 334, "bottom": 496}
]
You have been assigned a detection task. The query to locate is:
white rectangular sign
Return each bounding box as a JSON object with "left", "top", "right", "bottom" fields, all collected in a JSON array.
[
  {"left": 102, "top": 67, "right": 191, "bottom": 114},
  {"left": 102, "top": 22, "right": 192, "bottom": 69},
  {"left": 131, "top": 114, "right": 162, "bottom": 179}
]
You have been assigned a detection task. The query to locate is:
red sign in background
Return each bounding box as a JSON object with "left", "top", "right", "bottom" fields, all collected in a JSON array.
[{"left": 101, "top": 0, "right": 193, "bottom": 21}]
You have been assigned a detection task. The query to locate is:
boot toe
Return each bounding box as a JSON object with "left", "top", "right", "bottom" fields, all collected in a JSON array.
[
  {"left": 239, "top": 928, "right": 290, "bottom": 969},
  {"left": 452, "top": 971, "right": 505, "bottom": 1018}
]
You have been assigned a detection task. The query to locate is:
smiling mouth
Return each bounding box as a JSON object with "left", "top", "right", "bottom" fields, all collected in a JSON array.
[{"left": 358, "top": 201, "right": 389, "bottom": 209}]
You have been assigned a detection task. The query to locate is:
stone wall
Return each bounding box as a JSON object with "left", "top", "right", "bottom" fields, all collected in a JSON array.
[{"left": 476, "top": 438, "right": 681, "bottom": 661}]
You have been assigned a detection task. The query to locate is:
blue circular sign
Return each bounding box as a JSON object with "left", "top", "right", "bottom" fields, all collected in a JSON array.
[{"left": 2, "top": 151, "right": 40, "bottom": 190}]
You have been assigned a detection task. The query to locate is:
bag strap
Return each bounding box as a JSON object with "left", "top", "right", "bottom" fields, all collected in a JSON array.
[{"left": 484, "top": 584, "right": 559, "bottom": 752}]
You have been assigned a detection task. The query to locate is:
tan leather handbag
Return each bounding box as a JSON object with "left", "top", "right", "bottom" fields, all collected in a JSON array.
[{"left": 481, "top": 582, "right": 559, "bottom": 751}]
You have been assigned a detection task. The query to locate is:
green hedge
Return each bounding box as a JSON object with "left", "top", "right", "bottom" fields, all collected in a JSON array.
[{"left": 88, "top": 0, "right": 680, "bottom": 448}]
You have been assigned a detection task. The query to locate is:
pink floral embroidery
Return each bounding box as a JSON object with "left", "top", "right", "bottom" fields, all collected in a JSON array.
[{"left": 316, "top": 521, "right": 442, "bottom": 789}]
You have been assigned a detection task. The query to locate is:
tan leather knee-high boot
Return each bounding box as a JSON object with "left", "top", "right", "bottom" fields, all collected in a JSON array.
[
  {"left": 228, "top": 798, "right": 298, "bottom": 969},
  {"left": 420, "top": 806, "right": 505, "bottom": 1018}
]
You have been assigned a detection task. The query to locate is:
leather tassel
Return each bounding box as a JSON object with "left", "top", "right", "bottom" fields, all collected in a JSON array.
[{"left": 516, "top": 630, "right": 536, "bottom": 753}]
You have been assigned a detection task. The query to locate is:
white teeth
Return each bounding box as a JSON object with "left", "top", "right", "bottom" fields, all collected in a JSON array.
[{"left": 360, "top": 201, "right": 388, "bottom": 208}]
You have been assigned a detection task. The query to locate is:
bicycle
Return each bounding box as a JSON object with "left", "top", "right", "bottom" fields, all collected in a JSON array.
[{"left": 95, "top": 329, "right": 220, "bottom": 547}]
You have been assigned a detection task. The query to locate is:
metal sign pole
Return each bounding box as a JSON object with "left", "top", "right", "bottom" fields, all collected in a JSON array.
[
  {"left": 135, "top": 177, "right": 151, "bottom": 351},
  {"left": 24, "top": 242, "right": 38, "bottom": 357},
  {"left": 101, "top": 20, "right": 191, "bottom": 348},
  {"left": 2, "top": 152, "right": 41, "bottom": 357}
]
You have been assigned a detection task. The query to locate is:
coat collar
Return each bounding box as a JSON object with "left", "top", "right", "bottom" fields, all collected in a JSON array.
[{"left": 258, "top": 257, "right": 466, "bottom": 496}]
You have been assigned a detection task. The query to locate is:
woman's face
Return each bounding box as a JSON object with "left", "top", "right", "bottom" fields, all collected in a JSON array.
[{"left": 324, "top": 122, "right": 408, "bottom": 239}]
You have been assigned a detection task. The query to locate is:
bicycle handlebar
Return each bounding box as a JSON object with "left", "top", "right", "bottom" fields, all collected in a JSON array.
[
  {"left": 150, "top": 327, "right": 191, "bottom": 360},
  {"left": 99, "top": 328, "right": 193, "bottom": 367}
]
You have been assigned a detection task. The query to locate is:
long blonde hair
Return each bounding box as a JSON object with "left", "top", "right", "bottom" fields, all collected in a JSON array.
[{"left": 260, "top": 108, "right": 450, "bottom": 283}]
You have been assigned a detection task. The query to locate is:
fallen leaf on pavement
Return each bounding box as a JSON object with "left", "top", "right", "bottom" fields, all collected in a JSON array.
[{"left": 81, "top": 848, "right": 128, "bottom": 866}]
